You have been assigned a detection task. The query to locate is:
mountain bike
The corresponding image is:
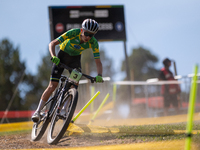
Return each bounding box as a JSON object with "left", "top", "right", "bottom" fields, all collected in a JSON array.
[{"left": 31, "top": 62, "right": 97, "bottom": 144}]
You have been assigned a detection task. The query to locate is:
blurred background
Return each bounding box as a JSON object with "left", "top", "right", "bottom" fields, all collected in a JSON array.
[{"left": 0, "top": 0, "right": 200, "bottom": 123}]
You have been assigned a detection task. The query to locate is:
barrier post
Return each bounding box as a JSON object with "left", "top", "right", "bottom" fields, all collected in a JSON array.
[
  {"left": 88, "top": 93, "right": 110, "bottom": 125},
  {"left": 90, "top": 86, "right": 95, "bottom": 113},
  {"left": 72, "top": 91, "right": 100, "bottom": 123},
  {"left": 185, "top": 65, "right": 198, "bottom": 150},
  {"left": 113, "top": 84, "right": 117, "bottom": 102}
]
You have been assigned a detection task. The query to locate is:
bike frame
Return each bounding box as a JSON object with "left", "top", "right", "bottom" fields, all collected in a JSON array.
[
  {"left": 46, "top": 76, "right": 67, "bottom": 118},
  {"left": 55, "top": 78, "right": 76, "bottom": 118}
]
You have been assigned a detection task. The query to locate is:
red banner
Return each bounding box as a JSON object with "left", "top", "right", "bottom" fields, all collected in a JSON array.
[{"left": 0, "top": 111, "right": 34, "bottom": 118}]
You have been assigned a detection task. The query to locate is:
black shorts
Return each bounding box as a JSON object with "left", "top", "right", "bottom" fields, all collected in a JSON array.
[
  {"left": 163, "top": 94, "right": 178, "bottom": 108},
  {"left": 51, "top": 50, "right": 81, "bottom": 82}
]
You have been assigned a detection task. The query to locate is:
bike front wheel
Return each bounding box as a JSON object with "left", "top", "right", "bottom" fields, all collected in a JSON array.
[
  {"left": 31, "top": 104, "right": 50, "bottom": 141},
  {"left": 47, "top": 88, "right": 78, "bottom": 145}
]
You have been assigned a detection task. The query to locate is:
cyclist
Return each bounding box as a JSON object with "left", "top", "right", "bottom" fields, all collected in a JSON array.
[{"left": 32, "top": 19, "right": 103, "bottom": 122}]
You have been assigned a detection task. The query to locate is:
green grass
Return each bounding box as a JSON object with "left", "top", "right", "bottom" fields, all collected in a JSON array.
[
  {"left": 0, "top": 129, "right": 31, "bottom": 136},
  {"left": 73, "top": 121, "right": 200, "bottom": 148}
]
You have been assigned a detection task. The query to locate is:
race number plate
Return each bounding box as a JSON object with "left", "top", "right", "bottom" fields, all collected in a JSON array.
[{"left": 69, "top": 69, "right": 82, "bottom": 83}]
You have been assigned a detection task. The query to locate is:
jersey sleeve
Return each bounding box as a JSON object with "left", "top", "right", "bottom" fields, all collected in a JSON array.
[
  {"left": 90, "top": 38, "right": 100, "bottom": 59},
  {"left": 56, "top": 28, "right": 81, "bottom": 43}
]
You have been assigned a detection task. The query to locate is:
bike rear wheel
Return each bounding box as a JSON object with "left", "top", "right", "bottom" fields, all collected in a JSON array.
[{"left": 47, "top": 88, "right": 78, "bottom": 145}]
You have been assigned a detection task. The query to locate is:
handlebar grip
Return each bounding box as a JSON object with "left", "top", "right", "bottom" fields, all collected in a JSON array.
[
  {"left": 91, "top": 79, "right": 94, "bottom": 83},
  {"left": 91, "top": 78, "right": 96, "bottom": 83}
]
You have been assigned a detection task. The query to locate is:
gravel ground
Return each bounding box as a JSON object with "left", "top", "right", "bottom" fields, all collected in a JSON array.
[{"left": 0, "top": 132, "right": 139, "bottom": 149}]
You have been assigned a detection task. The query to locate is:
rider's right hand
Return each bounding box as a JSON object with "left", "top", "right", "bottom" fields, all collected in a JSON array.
[{"left": 51, "top": 56, "right": 60, "bottom": 66}]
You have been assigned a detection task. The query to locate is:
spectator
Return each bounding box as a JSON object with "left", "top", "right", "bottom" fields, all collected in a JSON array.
[{"left": 158, "top": 58, "right": 181, "bottom": 116}]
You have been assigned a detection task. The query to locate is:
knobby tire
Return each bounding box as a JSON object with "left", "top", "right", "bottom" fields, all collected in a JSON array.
[{"left": 47, "top": 88, "right": 78, "bottom": 145}]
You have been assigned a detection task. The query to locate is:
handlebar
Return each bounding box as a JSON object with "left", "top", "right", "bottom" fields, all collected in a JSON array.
[
  {"left": 59, "top": 62, "right": 96, "bottom": 83},
  {"left": 51, "top": 57, "right": 104, "bottom": 83}
]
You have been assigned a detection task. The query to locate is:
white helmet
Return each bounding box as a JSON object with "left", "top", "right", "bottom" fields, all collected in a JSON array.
[{"left": 82, "top": 19, "right": 99, "bottom": 34}]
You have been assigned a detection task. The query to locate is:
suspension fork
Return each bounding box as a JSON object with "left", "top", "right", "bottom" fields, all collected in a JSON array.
[
  {"left": 47, "top": 80, "right": 66, "bottom": 116},
  {"left": 56, "top": 80, "right": 72, "bottom": 114}
]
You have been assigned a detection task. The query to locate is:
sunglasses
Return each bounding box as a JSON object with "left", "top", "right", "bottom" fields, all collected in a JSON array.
[{"left": 84, "top": 31, "right": 94, "bottom": 37}]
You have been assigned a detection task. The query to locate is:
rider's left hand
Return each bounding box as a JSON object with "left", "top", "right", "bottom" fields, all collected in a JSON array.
[{"left": 95, "top": 75, "right": 103, "bottom": 83}]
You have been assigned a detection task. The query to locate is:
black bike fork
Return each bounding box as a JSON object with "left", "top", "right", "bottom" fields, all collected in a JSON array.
[{"left": 56, "top": 80, "right": 71, "bottom": 114}]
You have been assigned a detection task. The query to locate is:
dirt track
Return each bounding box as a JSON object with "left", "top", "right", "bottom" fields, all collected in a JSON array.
[
  {"left": 1, "top": 113, "right": 200, "bottom": 149},
  {"left": 0, "top": 132, "right": 139, "bottom": 149}
]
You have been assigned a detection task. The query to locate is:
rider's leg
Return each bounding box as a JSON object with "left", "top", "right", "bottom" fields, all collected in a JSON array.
[
  {"left": 32, "top": 81, "right": 58, "bottom": 122},
  {"left": 41, "top": 81, "right": 59, "bottom": 102}
]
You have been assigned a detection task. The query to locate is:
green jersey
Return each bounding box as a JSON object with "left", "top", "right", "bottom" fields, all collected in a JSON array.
[{"left": 56, "top": 28, "right": 100, "bottom": 59}]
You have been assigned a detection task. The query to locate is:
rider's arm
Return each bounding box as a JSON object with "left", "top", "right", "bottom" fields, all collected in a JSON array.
[
  {"left": 95, "top": 58, "right": 103, "bottom": 76},
  {"left": 49, "top": 39, "right": 60, "bottom": 57},
  {"left": 90, "top": 38, "right": 103, "bottom": 76}
]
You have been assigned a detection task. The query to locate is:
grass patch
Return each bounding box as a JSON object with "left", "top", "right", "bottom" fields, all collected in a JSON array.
[
  {"left": 0, "top": 129, "right": 31, "bottom": 136},
  {"left": 70, "top": 121, "right": 200, "bottom": 147}
]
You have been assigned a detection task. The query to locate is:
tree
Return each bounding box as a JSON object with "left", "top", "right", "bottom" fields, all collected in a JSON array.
[
  {"left": 119, "top": 46, "right": 160, "bottom": 100},
  {"left": 121, "top": 46, "right": 159, "bottom": 81},
  {"left": 0, "top": 39, "right": 26, "bottom": 111}
]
